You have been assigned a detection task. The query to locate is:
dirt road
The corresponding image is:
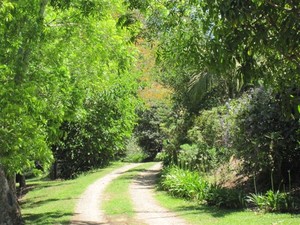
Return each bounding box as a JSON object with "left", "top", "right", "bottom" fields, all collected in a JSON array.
[
  {"left": 71, "top": 163, "right": 140, "bottom": 225},
  {"left": 129, "top": 163, "right": 189, "bottom": 225},
  {"left": 71, "top": 162, "right": 188, "bottom": 225}
]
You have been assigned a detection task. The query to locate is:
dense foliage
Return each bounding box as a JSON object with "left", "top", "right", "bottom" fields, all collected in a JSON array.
[
  {"left": 53, "top": 80, "right": 138, "bottom": 178},
  {"left": 126, "top": 0, "right": 300, "bottom": 213},
  {"left": 134, "top": 104, "right": 168, "bottom": 160},
  {"left": 137, "top": 0, "right": 300, "bottom": 181},
  {"left": 1, "top": 0, "right": 300, "bottom": 222},
  {"left": 233, "top": 88, "right": 300, "bottom": 185},
  {"left": 160, "top": 166, "right": 245, "bottom": 209},
  {"left": 142, "top": 0, "right": 300, "bottom": 98},
  {"left": 0, "top": 1, "right": 140, "bottom": 176}
]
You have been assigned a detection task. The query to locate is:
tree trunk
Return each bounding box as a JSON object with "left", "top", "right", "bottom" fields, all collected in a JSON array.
[
  {"left": 16, "top": 174, "right": 26, "bottom": 190},
  {"left": 0, "top": 168, "right": 23, "bottom": 225}
]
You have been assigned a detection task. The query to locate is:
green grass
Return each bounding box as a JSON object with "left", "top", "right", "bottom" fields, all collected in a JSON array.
[
  {"left": 21, "top": 162, "right": 128, "bottom": 225},
  {"left": 154, "top": 191, "right": 300, "bottom": 225},
  {"left": 102, "top": 162, "right": 156, "bottom": 224}
]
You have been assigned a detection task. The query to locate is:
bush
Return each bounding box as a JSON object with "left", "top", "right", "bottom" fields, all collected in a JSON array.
[
  {"left": 179, "top": 102, "right": 236, "bottom": 173},
  {"left": 160, "top": 166, "right": 245, "bottom": 209},
  {"left": 154, "top": 151, "right": 168, "bottom": 162},
  {"left": 233, "top": 88, "right": 300, "bottom": 186},
  {"left": 160, "top": 166, "right": 209, "bottom": 201},
  {"left": 246, "top": 190, "right": 295, "bottom": 212},
  {"left": 182, "top": 87, "right": 300, "bottom": 189},
  {"left": 52, "top": 86, "right": 137, "bottom": 179},
  {"left": 205, "top": 184, "right": 245, "bottom": 209},
  {"left": 178, "top": 143, "right": 218, "bottom": 172},
  {"left": 122, "top": 137, "right": 148, "bottom": 162}
]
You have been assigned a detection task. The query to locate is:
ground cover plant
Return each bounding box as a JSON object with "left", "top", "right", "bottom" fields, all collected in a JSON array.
[{"left": 20, "top": 162, "right": 127, "bottom": 225}]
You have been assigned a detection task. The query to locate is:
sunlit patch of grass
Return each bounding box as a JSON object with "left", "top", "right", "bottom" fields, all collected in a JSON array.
[{"left": 21, "top": 162, "right": 128, "bottom": 225}]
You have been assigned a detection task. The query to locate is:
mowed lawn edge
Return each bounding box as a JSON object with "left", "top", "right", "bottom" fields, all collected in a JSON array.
[
  {"left": 20, "top": 162, "right": 129, "bottom": 225},
  {"left": 154, "top": 190, "right": 300, "bottom": 225}
]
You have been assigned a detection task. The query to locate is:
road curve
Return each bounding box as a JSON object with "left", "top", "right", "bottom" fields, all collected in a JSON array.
[{"left": 71, "top": 163, "right": 140, "bottom": 225}]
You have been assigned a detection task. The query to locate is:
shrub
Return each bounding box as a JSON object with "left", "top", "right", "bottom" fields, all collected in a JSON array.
[
  {"left": 160, "top": 166, "right": 209, "bottom": 201},
  {"left": 154, "top": 150, "right": 168, "bottom": 162},
  {"left": 246, "top": 190, "right": 295, "bottom": 212},
  {"left": 180, "top": 102, "right": 236, "bottom": 173},
  {"left": 184, "top": 87, "right": 300, "bottom": 189},
  {"left": 122, "top": 137, "right": 148, "bottom": 163},
  {"left": 52, "top": 87, "right": 137, "bottom": 179},
  {"left": 233, "top": 88, "right": 300, "bottom": 186},
  {"left": 178, "top": 143, "right": 218, "bottom": 172},
  {"left": 205, "top": 184, "right": 245, "bottom": 209}
]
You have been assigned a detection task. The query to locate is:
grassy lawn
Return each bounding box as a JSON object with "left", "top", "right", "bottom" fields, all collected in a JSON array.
[
  {"left": 102, "top": 162, "right": 156, "bottom": 224},
  {"left": 154, "top": 191, "right": 300, "bottom": 225},
  {"left": 20, "top": 162, "right": 128, "bottom": 225}
]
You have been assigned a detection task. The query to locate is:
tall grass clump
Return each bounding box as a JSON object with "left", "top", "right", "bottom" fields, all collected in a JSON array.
[
  {"left": 246, "top": 190, "right": 297, "bottom": 212},
  {"left": 160, "top": 166, "right": 209, "bottom": 201}
]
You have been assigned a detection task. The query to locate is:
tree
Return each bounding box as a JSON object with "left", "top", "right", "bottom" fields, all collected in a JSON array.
[
  {"left": 0, "top": 167, "right": 23, "bottom": 225},
  {"left": 1, "top": 2, "right": 55, "bottom": 223},
  {"left": 137, "top": 0, "right": 300, "bottom": 188},
  {"left": 137, "top": 0, "right": 300, "bottom": 112},
  {"left": 134, "top": 104, "right": 167, "bottom": 160},
  {"left": 0, "top": 0, "right": 140, "bottom": 223}
]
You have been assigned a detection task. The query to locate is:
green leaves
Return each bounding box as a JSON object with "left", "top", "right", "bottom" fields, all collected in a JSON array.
[
  {"left": 143, "top": 0, "right": 300, "bottom": 113},
  {"left": 161, "top": 166, "right": 209, "bottom": 201},
  {"left": 0, "top": 1, "right": 14, "bottom": 22},
  {"left": 246, "top": 190, "right": 294, "bottom": 212},
  {"left": 0, "top": 0, "right": 141, "bottom": 176}
]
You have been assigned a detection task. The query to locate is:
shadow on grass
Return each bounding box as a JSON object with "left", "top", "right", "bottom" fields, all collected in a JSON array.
[
  {"left": 117, "top": 168, "right": 145, "bottom": 176},
  {"left": 159, "top": 194, "right": 300, "bottom": 219},
  {"left": 21, "top": 197, "right": 74, "bottom": 208},
  {"left": 173, "top": 204, "right": 244, "bottom": 218},
  {"left": 19, "top": 181, "right": 73, "bottom": 196},
  {"left": 23, "top": 211, "right": 73, "bottom": 225},
  {"left": 116, "top": 168, "right": 149, "bottom": 182}
]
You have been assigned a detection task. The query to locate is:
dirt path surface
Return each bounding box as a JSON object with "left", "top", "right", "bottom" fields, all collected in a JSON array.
[
  {"left": 129, "top": 163, "right": 189, "bottom": 225},
  {"left": 71, "top": 162, "right": 189, "bottom": 225},
  {"left": 71, "top": 163, "right": 140, "bottom": 225}
]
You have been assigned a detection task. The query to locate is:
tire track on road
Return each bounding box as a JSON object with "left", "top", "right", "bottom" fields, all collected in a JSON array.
[
  {"left": 71, "top": 163, "right": 140, "bottom": 225},
  {"left": 129, "top": 163, "right": 189, "bottom": 225}
]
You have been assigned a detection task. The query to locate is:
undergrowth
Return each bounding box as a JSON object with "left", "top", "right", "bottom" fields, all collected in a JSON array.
[{"left": 159, "top": 165, "right": 299, "bottom": 212}]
